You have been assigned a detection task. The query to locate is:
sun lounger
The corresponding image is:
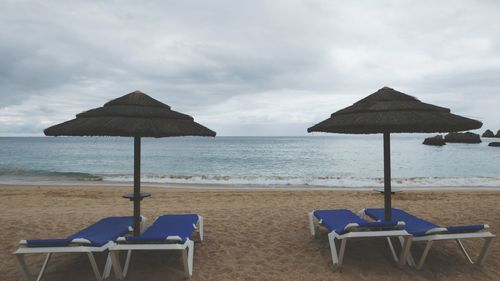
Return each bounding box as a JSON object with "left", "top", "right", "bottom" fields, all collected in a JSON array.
[
  {"left": 13, "top": 216, "right": 143, "bottom": 281},
  {"left": 110, "top": 214, "right": 203, "bottom": 280},
  {"left": 362, "top": 208, "right": 495, "bottom": 269},
  {"left": 308, "top": 209, "right": 411, "bottom": 269}
]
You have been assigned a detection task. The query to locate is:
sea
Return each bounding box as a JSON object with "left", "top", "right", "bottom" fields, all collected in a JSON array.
[{"left": 0, "top": 135, "right": 499, "bottom": 189}]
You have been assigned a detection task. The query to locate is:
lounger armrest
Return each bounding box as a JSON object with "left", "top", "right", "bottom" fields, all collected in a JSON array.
[
  {"left": 140, "top": 215, "right": 148, "bottom": 233},
  {"left": 424, "top": 227, "right": 448, "bottom": 235},
  {"left": 344, "top": 223, "right": 360, "bottom": 232},
  {"left": 396, "top": 221, "right": 406, "bottom": 228},
  {"left": 166, "top": 235, "right": 183, "bottom": 242},
  {"left": 126, "top": 215, "right": 148, "bottom": 234},
  {"left": 71, "top": 238, "right": 92, "bottom": 245}
]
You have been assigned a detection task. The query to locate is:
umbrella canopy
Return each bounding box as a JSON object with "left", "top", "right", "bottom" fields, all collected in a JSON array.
[
  {"left": 308, "top": 87, "right": 482, "bottom": 134},
  {"left": 44, "top": 90, "right": 216, "bottom": 137},
  {"left": 45, "top": 90, "right": 216, "bottom": 235},
  {"left": 308, "top": 87, "right": 482, "bottom": 220}
]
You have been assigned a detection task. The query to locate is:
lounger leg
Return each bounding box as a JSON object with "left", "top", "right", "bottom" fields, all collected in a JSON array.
[
  {"left": 338, "top": 239, "right": 347, "bottom": 267},
  {"left": 477, "top": 237, "right": 494, "bottom": 266},
  {"left": 188, "top": 240, "right": 194, "bottom": 277},
  {"left": 102, "top": 253, "right": 113, "bottom": 280},
  {"left": 198, "top": 216, "right": 204, "bottom": 241},
  {"left": 180, "top": 240, "right": 195, "bottom": 278},
  {"left": 455, "top": 237, "right": 495, "bottom": 266},
  {"left": 416, "top": 241, "right": 434, "bottom": 270},
  {"left": 385, "top": 236, "right": 412, "bottom": 267},
  {"left": 35, "top": 253, "right": 52, "bottom": 281},
  {"left": 122, "top": 250, "right": 132, "bottom": 278},
  {"left": 327, "top": 232, "right": 339, "bottom": 267},
  {"left": 399, "top": 237, "right": 416, "bottom": 267},
  {"left": 15, "top": 254, "right": 33, "bottom": 281},
  {"left": 110, "top": 251, "right": 125, "bottom": 281},
  {"left": 456, "top": 239, "right": 474, "bottom": 264},
  {"left": 386, "top": 237, "right": 399, "bottom": 263},
  {"left": 87, "top": 252, "right": 105, "bottom": 281},
  {"left": 399, "top": 236, "right": 412, "bottom": 267},
  {"left": 308, "top": 213, "right": 316, "bottom": 237}
]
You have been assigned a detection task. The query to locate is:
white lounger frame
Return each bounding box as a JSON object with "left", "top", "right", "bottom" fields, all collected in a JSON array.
[
  {"left": 14, "top": 241, "right": 115, "bottom": 281},
  {"left": 308, "top": 211, "right": 411, "bottom": 269},
  {"left": 109, "top": 215, "right": 203, "bottom": 280},
  {"left": 13, "top": 217, "right": 146, "bottom": 281},
  {"left": 360, "top": 209, "right": 496, "bottom": 269}
]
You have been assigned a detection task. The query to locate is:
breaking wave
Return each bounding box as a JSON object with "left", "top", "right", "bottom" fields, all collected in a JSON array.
[
  {"left": 102, "top": 174, "right": 500, "bottom": 188},
  {"left": 0, "top": 168, "right": 103, "bottom": 182}
]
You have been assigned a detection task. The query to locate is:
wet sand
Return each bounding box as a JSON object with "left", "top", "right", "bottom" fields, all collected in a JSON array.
[{"left": 1, "top": 184, "right": 499, "bottom": 281}]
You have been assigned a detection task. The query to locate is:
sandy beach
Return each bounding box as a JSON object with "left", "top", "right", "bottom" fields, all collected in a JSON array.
[{"left": 1, "top": 184, "right": 499, "bottom": 281}]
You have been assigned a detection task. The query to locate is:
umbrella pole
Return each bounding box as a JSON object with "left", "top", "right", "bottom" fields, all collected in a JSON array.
[
  {"left": 133, "top": 137, "right": 141, "bottom": 236},
  {"left": 383, "top": 132, "right": 392, "bottom": 221}
]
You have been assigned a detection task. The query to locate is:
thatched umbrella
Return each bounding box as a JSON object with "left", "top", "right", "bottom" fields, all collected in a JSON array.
[
  {"left": 44, "top": 90, "right": 216, "bottom": 235},
  {"left": 308, "top": 87, "right": 482, "bottom": 221}
]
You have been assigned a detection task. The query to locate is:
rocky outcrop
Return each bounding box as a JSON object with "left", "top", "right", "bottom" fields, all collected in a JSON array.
[
  {"left": 423, "top": 135, "right": 445, "bottom": 146},
  {"left": 489, "top": 142, "right": 500, "bottom": 147},
  {"left": 496, "top": 130, "right": 500, "bottom": 138},
  {"left": 482, "top": 129, "right": 495, "bottom": 138},
  {"left": 444, "top": 132, "right": 481, "bottom": 143}
]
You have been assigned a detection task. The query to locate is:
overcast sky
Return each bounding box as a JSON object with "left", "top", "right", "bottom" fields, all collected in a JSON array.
[{"left": 1, "top": 0, "right": 499, "bottom": 136}]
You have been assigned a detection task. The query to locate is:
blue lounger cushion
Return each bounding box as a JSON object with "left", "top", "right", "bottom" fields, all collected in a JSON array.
[
  {"left": 125, "top": 214, "right": 199, "bottom": 244},
  {"left": 446, "top": 225, "right": 486, "bottom": 233},
  {"left": 27, "top": 216, "right": 135, "bottom": 247},
  {"left": 364, "top": 208, "right": 487, "bottom": 237},
  {"left": 364, "top": 208, "right": 440, "bottom": 237},
  {"left": 313, "top": 209, "right": 400, "bottom": 235}
]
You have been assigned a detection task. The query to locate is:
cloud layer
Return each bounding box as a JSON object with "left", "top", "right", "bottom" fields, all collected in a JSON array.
[{"left": 1, "top": 0, "right": 499, "bottom": 135}]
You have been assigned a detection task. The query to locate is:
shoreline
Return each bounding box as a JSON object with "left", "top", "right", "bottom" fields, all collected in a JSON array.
[{"left": 1, "top": 181, "right": 500, "bottom": 191}]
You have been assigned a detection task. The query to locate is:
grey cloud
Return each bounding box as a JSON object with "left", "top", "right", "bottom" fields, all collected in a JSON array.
[{"left": 0, "top": 0, "right": 499, "bottom": 135}]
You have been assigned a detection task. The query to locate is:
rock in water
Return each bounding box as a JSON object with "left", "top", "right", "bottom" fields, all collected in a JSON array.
[
  {"left": 489, "top": 142, "right": 500, "bottom": 147},
  {"left": 496, "top": 130, "right": 500, "bottom": 138},
  {"left": 444, "top": 132, "right": 481, "bottom": 143},
  {"left": 482, "top": 129, "right": 494, "bottom": 138},
  {"left": 423, "top": 135, "right": 445, "bottom": 146}
]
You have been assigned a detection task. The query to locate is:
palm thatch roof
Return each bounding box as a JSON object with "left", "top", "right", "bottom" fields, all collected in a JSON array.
[
  {"left": 308, "top": 87, "right": 482, "bottom": 134},
  {"left": 44, "top": 91, "right": 216, "bottom": 137}
]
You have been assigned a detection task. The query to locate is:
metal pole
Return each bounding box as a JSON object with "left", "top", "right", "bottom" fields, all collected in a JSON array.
[
  {"left": 383, "top": 132, "right": 392, "bottom": 221},
  {"left": 133, "top": 137, "right": 141, "bottom": 236}
]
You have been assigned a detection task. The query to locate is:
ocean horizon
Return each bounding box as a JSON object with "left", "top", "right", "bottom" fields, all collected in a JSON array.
[{"left": 0, "top": 135, "right": 498, "bottom": 188}]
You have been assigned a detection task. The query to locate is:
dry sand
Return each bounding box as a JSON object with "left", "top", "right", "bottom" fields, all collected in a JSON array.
[{"left": 1, "top": 184, "right": 499, "bottom": 281}]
